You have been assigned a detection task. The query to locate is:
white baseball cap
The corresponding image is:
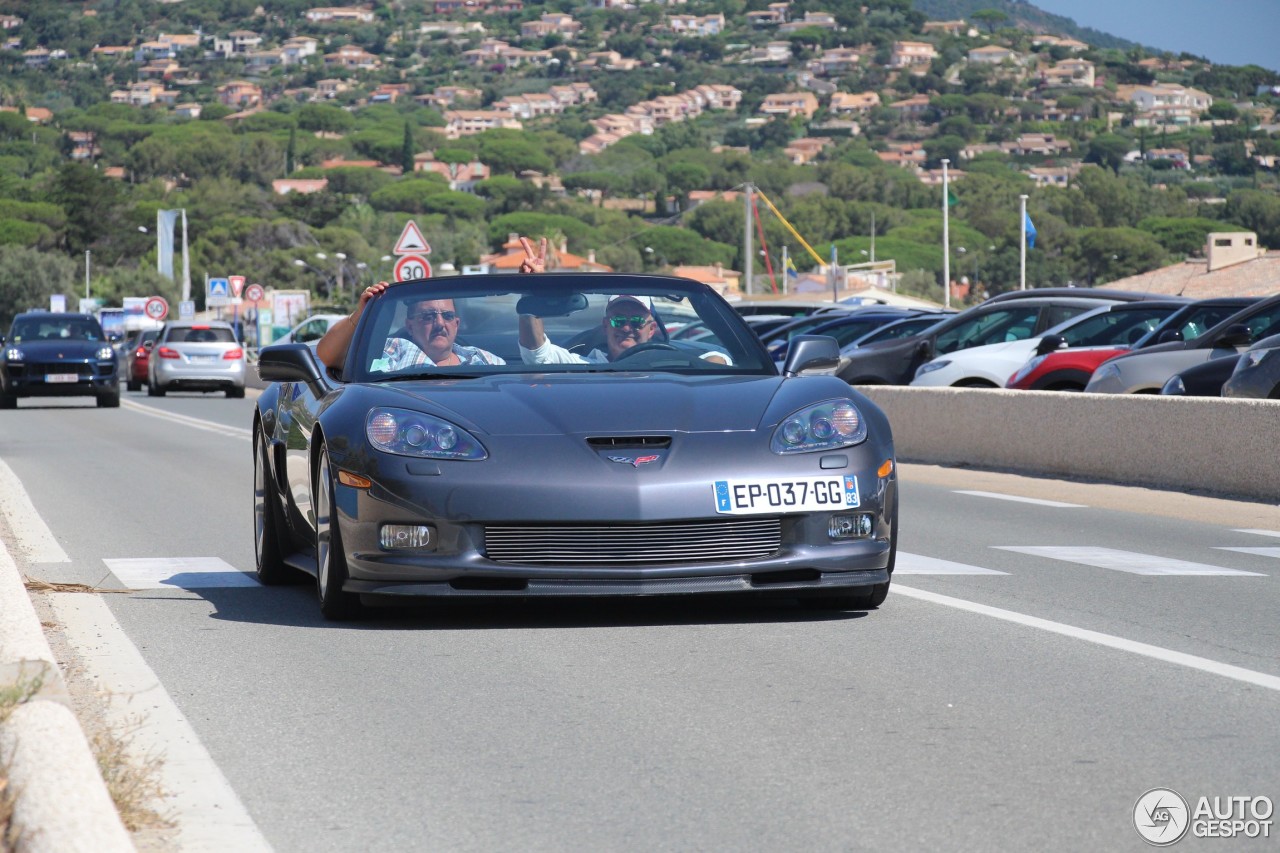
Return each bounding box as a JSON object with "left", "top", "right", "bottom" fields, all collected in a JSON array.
[{"left": 606, "top": 294, "right": 654, "bottom": 313}]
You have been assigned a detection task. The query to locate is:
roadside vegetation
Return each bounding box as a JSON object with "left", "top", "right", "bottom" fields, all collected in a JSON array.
[{"left": 0, "top": 0, "right": 1276, "bottom": 320}]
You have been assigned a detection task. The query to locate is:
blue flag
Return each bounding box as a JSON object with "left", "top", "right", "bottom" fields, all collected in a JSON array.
[{"left": 1024, "top": 212, "right": 1037, "bottom": 249}]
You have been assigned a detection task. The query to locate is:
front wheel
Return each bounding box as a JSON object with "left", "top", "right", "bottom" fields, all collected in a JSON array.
[
  {"left": 254, "top": 428, "right": 298, "bottom": 585},
  {"left": 314, "top": 446, "right": 363, "bottom": 620},
  {"left": 97, "top": 391, "right": 120, "bottom": 408}
]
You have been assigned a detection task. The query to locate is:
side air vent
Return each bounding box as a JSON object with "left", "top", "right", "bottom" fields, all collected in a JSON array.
[{"left": 586, "top": 436, "right": 672, "bottom": 449}]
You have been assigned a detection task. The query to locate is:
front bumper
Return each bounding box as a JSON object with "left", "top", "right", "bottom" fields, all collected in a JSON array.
[
  {"left": 2, "top": 362, "right": 119, "bottom": 398},
  {"left": 330, "top": 461, "right": 897, "bottom": 600},
  {"left": 153, "top": 358, "right": 246, "bottom": 390}
]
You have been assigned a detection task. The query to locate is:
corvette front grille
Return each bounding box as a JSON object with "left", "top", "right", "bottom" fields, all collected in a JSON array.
[{"left": 483, "top": 518, "right": 782, "bottom": 566}]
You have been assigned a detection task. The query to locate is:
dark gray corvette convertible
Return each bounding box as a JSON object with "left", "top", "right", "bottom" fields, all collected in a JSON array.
[{"left": 254, "top": 274, "right": 897, "bottom": 620}]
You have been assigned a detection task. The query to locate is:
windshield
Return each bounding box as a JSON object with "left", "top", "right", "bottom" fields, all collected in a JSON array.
[
  {"left": 1054, "top": 305, "right": 1182, "bottom": 348},
  {"left": 344, "top": 275, "right": 775, "bottom": 383},
  {"left": 8, "top": 316, "right": 104, "bottom": 343}
]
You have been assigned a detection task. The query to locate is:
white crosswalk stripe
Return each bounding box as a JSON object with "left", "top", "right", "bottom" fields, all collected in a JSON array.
[
  {"left": 104, "top": 557, "right": 260, "bottom": 589},
  {"left": 993, "top": 546, "right": 1267, "bottom": 576},
  {"left": 896, "top": 552, "right": 1008, "bottom": 575},
  {"left": 1233, "top": 529, "right": 1280, "bottom": 538},
  {"left": 1216, "top": 547, "right": 1280, "bottom": 559}
]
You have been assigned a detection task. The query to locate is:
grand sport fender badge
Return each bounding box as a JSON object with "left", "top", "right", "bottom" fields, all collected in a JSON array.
[{"left": 608, "top": 454, "right": 660, "bottom": 468}]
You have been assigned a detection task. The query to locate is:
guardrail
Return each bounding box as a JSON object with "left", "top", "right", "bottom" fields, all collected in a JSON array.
[{"left": 858, "top": 387, "right": 1280, "bottom": 504}]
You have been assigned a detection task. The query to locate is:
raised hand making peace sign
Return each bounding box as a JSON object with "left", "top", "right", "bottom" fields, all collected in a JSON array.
[{"left": 518, "top": 236, "right": 548, "bottom": 274}]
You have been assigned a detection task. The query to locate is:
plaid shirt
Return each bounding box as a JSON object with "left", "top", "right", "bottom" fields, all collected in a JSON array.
[{"left": 372, "top": 337, "right": 505, "bottom": 373}]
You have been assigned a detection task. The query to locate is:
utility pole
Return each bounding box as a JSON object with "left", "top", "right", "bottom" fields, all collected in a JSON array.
[
  {"left": 743, "top": 183, "right": 754, "bottom": 296},
  {"left": 1019, "top": 194, "right": 1029, "bottom": 291},
  {"left": 941, "top": 159, "right": 951, "bottom": 310}
]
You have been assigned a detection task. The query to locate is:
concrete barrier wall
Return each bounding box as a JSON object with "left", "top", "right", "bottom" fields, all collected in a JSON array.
[{"left": 857, "top": 387, "right": 1280, "bottom": 504}]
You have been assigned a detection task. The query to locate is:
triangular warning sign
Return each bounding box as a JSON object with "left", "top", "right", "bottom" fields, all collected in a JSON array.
[{"left": 393, "top": 220, "right": 430, "bottom": 255}]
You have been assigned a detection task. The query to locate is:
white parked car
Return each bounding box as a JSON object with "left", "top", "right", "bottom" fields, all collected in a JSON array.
[
  {"left": 272, "top": 314, "right": 346, "bottom": 348},
  {"left": 910, "top": 300, "right": 1189, "bottom": 388}
]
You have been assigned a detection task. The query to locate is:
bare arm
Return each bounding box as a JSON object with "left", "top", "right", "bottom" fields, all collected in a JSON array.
[
  {"left": 516, "top": 236, "right": 549, "bottom": 349},
  {"left": 316, "top": 281, "right": 388, "bottom": 370}
]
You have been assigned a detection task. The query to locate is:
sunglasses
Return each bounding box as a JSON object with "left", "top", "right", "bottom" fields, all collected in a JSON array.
[
  {"left": 408, "top": 310, "right": 458, "bottom": 323},
  {"left": 607, "top": 315, "right": 650, "bottom": 329}
]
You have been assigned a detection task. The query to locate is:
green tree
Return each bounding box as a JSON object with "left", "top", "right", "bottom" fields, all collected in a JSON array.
[
  {"left": 48, "top": 163, "right": 122, "bottom": 254},
  {"left": 0, "top": 246, "right": 80, "bottom": 324},
  {"left": 971, "top": 9, "right": 1008, "bottom": 33},
  {"left": 1084, "top": 134, "right": 1132, "bottom": 174},
  {"left": 400, "top": 120, "right": 415, "bottom": 174}
]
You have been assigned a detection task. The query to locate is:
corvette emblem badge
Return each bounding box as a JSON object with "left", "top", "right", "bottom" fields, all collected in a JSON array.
[{"left": 608, "top": 454, "right": 660, "bottom": 468}]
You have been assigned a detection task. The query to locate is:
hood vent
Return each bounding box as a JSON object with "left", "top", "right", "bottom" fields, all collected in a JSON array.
[{"left": 586, "top": 436, "right": 671, "bottom": 449}]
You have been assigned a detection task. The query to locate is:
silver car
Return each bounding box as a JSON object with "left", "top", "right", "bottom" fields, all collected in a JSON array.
[
  {"left": 1085, "top": 294, "right": 1280, "bottom": 394},
  {"left": 147, "top": 320, "right": 247, "bottom": 398}
]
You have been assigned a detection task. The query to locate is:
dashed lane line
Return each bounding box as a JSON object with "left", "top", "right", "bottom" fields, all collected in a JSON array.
[
  {"left": 953, "top": 490, "right": 1086, "bottom": 508},
  {"left": 891, "top": 584, "right": 1280, "bottom": 692}
]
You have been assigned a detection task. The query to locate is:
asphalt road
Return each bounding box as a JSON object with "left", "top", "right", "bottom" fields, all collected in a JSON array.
[{"left": 3, "top": 391, "right": 1278, "bottom": 852}]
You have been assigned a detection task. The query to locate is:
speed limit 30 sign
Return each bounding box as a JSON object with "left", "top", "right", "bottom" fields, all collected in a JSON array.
[{"left": 394, "top": 254, "right": 432, "bottom": 282}]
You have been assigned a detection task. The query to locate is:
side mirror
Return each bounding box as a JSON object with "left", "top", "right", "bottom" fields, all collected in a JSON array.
[
  {"left": 1217, "top": 323, "right": 1252, "bottom": 349},
  {"left": 143, "top": 340, "right": 155, "bottom": 350},
  {"left": 917, "top": 338, "right": 935, "bottom": 361},
  {"left": 783, "top": 335, "right": 840, "bottom": 377},
  {"left": 1035, "top": 334, "right": 1068, "bottom": 356},
  {"left": 257, "top": 343, "right": 329, "bottom": 396}
]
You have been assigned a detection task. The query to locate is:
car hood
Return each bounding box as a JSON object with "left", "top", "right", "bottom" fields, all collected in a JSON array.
[
  {"left": 365, "top": 373, "right": 805, "bottom": 437},
  {"left": 942, "top": 338, "right": 1037, "bottom": 364},
  {"left": 9, "top": 339, "right": 108, "bottom": 359}
]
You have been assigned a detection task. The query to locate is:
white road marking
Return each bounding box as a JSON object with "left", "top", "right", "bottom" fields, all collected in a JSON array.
[
  {"left": 1217, "top": 547, "right": 1280, "bottom": 559},
  {"left": 47, "top": 593, "right": 273, "bottom": 852},
  {"left": 103, "top": 557, "right": 260, "bottom": 589},
  {"left": 954, "top": 490, "right": 1085, "bottom": 508},
  {"left": 994, "top": 545, "right": 1266, "bottom": 576},
  {"left": 121, "top": 399, "right": 252, "bottom": 441},
  {"left": 0, "top": 458, "right": 70, "bottom": 563},
  {"left": 892, "top": 584, "right": 1280, "bottom": 692},
  {"left": 1233, "top": 529, "right": 1280, "bottom": 538},
  {"left": 896, "top": 552, "right": 1008, "bottom": 575}
]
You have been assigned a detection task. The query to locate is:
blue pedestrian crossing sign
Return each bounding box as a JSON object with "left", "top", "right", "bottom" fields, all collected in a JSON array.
[{"left": 208, "top": 277, "right": 230, "bottom": 307}]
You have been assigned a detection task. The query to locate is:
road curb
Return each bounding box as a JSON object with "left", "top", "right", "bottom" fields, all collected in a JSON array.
[{"left": 0, "top": 537, "right": 134, "bottom": 853}]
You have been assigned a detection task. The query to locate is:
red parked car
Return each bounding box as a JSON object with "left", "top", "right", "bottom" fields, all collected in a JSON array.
[
  {"left": 1006, "top": 345, "right": 1126, "bottom": 391},
  {"left": 125, "top": 329, "right": 159, "bottom": 392}
]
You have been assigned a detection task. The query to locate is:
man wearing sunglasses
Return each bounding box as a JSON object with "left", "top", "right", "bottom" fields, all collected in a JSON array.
[{"left": 317, "top": 287, "right": 503, "bottom": 373}]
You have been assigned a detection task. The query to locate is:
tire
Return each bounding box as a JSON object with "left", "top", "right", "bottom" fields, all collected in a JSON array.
[
  {"left": 147, "top": 382, "right": 166, "bottom": 397},
  {"left": 227, "top": 386, "right": 246, "bottom": 399},
  {"left": 0, "top": 392, "right": 16, "bottom": 410},
  {"left": 254, "top": 428, "right": 298, "bottom": 585},
  {"left": 314, "top": 445, "right": 363, "bottom": 620},
  {"left": 97, "top": 391, "right": 120, "bottom": 408},
  {"left": 126, "top": 379, "right": 141, "bottom": 392}
]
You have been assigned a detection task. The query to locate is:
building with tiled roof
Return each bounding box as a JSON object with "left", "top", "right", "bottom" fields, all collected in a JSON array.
[
  {"left": 272, "top": 178, "right": 330, "bottom": 195},
  {"left": 481, "top": 234, "right": 613, "bottom": 273},
  {"left": 1099, "top": 232, "right": 1279, "bottom": 298},
  {"left": 670, "top": 264, "right": 742, "bottom": 298}
]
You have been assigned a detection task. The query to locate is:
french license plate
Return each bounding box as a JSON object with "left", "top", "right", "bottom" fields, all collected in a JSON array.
[
  {"left": 714, "top": 475, "right": 859, "bottom": 515},
  {"left": 45, "top": 373, "right": 78, "bottom": 383}
]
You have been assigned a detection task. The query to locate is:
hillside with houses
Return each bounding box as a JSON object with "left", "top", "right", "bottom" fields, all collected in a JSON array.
[{"left": 0, "top": 0, "right": 1277, "bottom": 316}]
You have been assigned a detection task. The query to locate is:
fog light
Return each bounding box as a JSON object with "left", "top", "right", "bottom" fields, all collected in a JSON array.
[
  {"left": 829, "top": 513, "right": 874, "bottom": 540},
  {"left": 379, "top": 524, "right": 433, "bottom": 549}
]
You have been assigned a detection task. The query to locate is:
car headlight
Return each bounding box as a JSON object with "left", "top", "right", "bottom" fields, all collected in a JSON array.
[
  {"left": 771, "top": 399, "right": 867, "bottom": 454},
  {"left": 1237, "top": 350, "right": 1266, "bottom": 372},
  {"left": 1160, "top": 375, "right": 1186, "bottom": 395},
  {"left": 1009, "top": 355, "right": 1045, "bottom": 386},
  {"left": 1091, "top": 362, "right": 1119, "bottom": 383},
  {"left": 96, "top": 346, "right": 116, "bottom": 361},
  {"left": 366, "top": 407, "right": 487, "bottom": 461},
  {"left": 914, "top": 359, "right": 950, "bottom": 379},
  {"left": 4, "top": 347, "right": 22, "bottom": 362}
]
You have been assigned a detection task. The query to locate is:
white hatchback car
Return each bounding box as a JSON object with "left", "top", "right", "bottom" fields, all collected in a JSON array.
[{"left": 272, "top": 313, "right": 346, "bottom": 348}]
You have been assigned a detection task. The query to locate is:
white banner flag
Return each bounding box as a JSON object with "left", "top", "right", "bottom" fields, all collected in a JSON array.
[{"left": 157, "top": 209, "right": 181, "bottom": 280}]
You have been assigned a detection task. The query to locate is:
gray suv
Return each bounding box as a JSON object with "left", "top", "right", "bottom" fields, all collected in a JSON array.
[
  {"left": 835, "top": 290, "right": 1161, "bottom": 385},
  {"left": 1085, "top": 293, "right": 1280, "bottom": 394}
]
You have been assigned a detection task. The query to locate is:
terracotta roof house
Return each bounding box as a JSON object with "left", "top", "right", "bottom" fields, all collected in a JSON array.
[{"left": 1099, "top": 232, "right": 1279, "bottom": 298}]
